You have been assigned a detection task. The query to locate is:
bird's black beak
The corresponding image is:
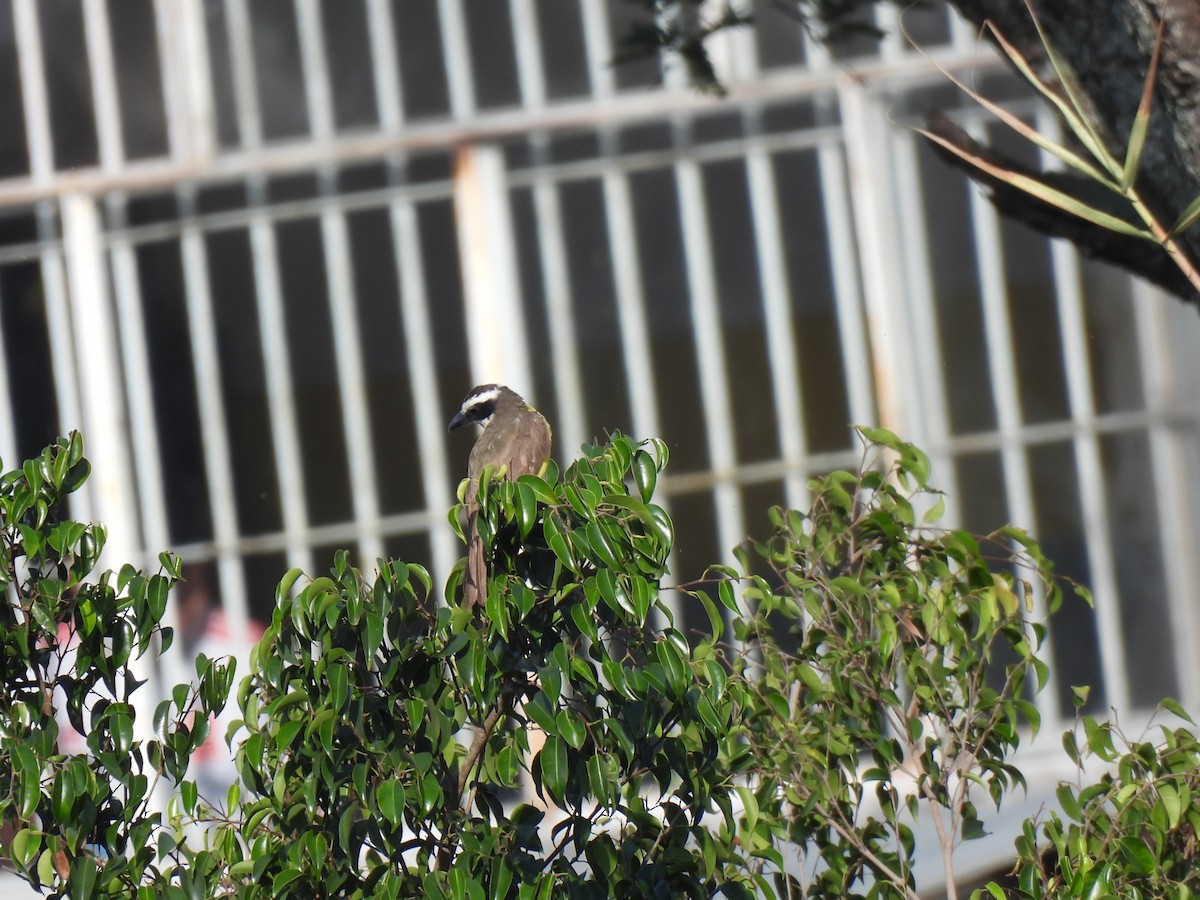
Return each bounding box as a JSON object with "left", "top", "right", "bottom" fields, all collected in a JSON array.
[{"left": 448, "top": 411, "right": 468, "bottom": 432}]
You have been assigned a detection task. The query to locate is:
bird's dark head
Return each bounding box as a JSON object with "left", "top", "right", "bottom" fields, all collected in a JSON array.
[{"left": 449, "top": 383, "right": 523, "bottom": 432}]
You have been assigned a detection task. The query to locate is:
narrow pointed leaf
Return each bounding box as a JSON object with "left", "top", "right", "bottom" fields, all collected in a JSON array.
[
  {"left": 1017, "top": 1, "right": 1117, "bottom": 177},
  {"left": 1168, "top": 192, "right": 1200, "bottom": 237},
  {"left": 928, "top": 34, "right": 1116, "bottom": 190},
  {"left": 1121, "top": 12, "right": 1166, "bottom": 189},
  {"left": 917, "top": 127, "right": 1155, "bottom": 241}
]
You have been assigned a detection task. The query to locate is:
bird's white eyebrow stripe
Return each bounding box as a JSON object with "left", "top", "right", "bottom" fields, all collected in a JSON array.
[{"left": 463, "top": 386, "right": 501, "bottom": 411}]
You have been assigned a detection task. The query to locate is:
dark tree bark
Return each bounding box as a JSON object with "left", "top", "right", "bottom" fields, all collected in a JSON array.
[{"left": 934, "top": 0, "right": 1200, "bottom": 304}]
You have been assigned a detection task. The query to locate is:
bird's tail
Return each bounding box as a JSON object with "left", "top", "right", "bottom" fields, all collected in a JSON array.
[{"left": 465, "top": 508, "right": 487, "bottom": 609}]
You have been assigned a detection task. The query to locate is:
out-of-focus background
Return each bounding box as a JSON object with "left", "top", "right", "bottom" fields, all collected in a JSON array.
[{"left": 0, "top": 1, "right": 1198, "bottom": 893}]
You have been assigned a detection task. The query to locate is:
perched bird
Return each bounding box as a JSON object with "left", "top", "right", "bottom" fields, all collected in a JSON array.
[{"left": 448, "top": 384, "right": 552, "bottom": 609}]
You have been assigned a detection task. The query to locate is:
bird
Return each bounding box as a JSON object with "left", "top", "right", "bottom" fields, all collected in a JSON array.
[{"left": 448, "top": 384, "right": 552, "bottom": 609}]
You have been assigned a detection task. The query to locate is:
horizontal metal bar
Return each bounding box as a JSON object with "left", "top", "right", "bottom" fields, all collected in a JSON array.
[{"left": 0, "top": 48, "right": 1003, "bottom": 207}]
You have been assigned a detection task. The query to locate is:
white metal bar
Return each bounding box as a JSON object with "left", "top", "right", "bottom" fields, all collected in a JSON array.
[
  {"left": 1034, "top": 106, "right": 1130, "bottom": 715},
  {"left": 601, "top": 171, "right": 661, "bottom": 444},
  {"left": 890, "top": 128, "right": 957, "bottom": 520},
  {"left": 177, "top": 200, "right": 251, "bottom": 646},
  {"left": 82, "top": 0, "right": 124, "bottom": 170},
  {"left": 510, "top": 0, "right": 546, "bottom": 109},
  {"left": 1048, "top": 243, "right": 1130, "bottom": 715},
  {"left": 437, "top": 0, "right": 476, "bottom": 118},
  {"left": 248, "top": 216, "right": 312, "bottom": 573},
  {"left": 294, "top": 0, "right": 334, "bottom": 141},
  {"left": 0, "top": 280, "right": 20, "bottom": 469},
  {"left": 365, "top": 0, "right": 404, "bottom": 132},
  {"left": 674, "top": 157, "right": 743, "bottom": 565},
  {"left": 0, "top": 49, "right": 1012, "bottom": 207},
  {"left": 964, "top": 142, "right": 1064, "bottom": 729},
  {"left": 321, "top": 209, "right": 384, "bottom": 566},
  {"left": 744, "top": 145, "right": 808, "bottom": 508},
  {"left": 530, "top": 180, "right": 587, "bottom": 456},
  {"left": 61, "top": 194, "right": 139, "bottom": 567},
  {"left": 157, "top": 0, "right": 216, "bottom": 163},
  {"left": 105, "top": 198, "right": 170, "bottom": 559},
  {"left": 13, "top": 0, "right": 54, "bottom": 179},
  {"left": 294, "top": 0, "right": 383, "bottom": 565},
  {"left": 453, "top": 144, "right": 533, "bottom": 391},
  {"left": 390, "top": 199, "right": 457, "bottom": 583},
  {"left": 1132, "top": 279, "right": 1200, "bottom": 711},
  {"left": 37, "top": 204, "right": 91, "bottom": 523},
  {"left": 224, "top": 0, "right": 263, "bottom": 149},
  {"left": 816, "top": 142, "right": 876, "bottom": 432},
  {"left": 579, "top": 0, "right": 615, "bottom": 98},
  {"left": 837, "top": 76, "right": 914, "bottom": 436}
]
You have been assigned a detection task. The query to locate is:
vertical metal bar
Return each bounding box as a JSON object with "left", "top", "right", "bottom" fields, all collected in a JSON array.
[
  {"left": 156, "top": 0, "right": 216, "bottom": 163},
  {"left": 37, "top": 206, "right": 91, "bottom": 523},
  {"left": 13, "top": 0, "right": 55, "bottom": 179},
  {"left": 889, "top": 129, "right": 957, "bottom": 520},
  {"left": 177, "top": 196, "right": 252, "bottom": 647},
  {"left": 1131, "top": 281, "right": 1200, "bottom": 710},
  {"left": 453, "top": 144, "right": 533, "bottom": 391},
  {"left": 0, "top": 281, "right": 20, "bottom": 468},
  {"left": 322, "top": 208, "right": 384, "bottom": 566},
  {"left": 82, "top": 0, "right": 124, "bottom": 170},
  {"left": 249, "top": 216, "right": 312, "bottom": 573},
  {"left": 295, "top": 0, "right": 384, "bottom": 565},
  {"left": 365, "top": 0, "right": 403, "bottom": 132},
  {"left": 1034, "top": 108, "right": 1129, "bottom": 714},
  {"left": 816, "top": 142, "right": 876, "bottom": 433},
  {"left": 579, "top": 0, "right": 615, "bottom": 98},
  {"left": 391, "top": 199, "right": 457, "bottom": 583},
  {"left": 674, "top": 157, "right": 743, "bottom": 565},
  {"left": 60, "top": 194, "right": 139, "bottom": 567},
  {"left": 965, "top": 140, "right": 1064, "bottom": 728},
  {"left": 874, "top": 3, "right": 905, "bottom": 62},
  {"left": 745, "top": 145, "right": 808, "bottom": 508},
  {"left": 294, "top": 0, "right": 333, "bottom": 141},
  {"left": 438, "top": 0, "right": 476, "bottom": 118},
  {"left": 837, "top": 76, "right": 914, "bottom": 437},
  {"left": 511, "top": 0, "right": 585, "bottom": 454},
  {"left": 106, "top": 198, "right": 169, "bottom": 560},
  {"left": 530, "top": 180, "right": 587, "bottom": 455},
  {"left": 580, "top": 0, "right": 661, "bottom": 441},
  {"left": 224, "top": 0, "right": 263, "bottom": 149},
  {"left": 510, "top": 0, "right": 546, "bottom": 109}
]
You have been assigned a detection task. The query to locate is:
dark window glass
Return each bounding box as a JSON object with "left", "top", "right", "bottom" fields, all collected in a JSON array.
[
  {"left": 465, "top": 0, "right": 520, "bottom": 109},
  {"left": 41, "top": 0, "right": 98, "bottom": 169},
  {"left": 560, "top": 178, "right": 632, "bottom": 439},
  {"left": 206, "top": 228, "right": 282, "bottom": 536},
  {"left": 107, "top": 0, "right": 169, "bottom": 159},
  {"left": 136, "top": 238, "right": 212, "bottom": 543},
  {"left": 0, "top": 0, "right": 30, "bottom": 177},
  {"left": 248, "top": 1, "right": 309, "bottom": 140},
  {"left": 275, "top": 217, "right": 353, "bottom": 526},
  {"left": 0, "top": 262, "right": 58, "bottom": 459},
  {"left": 394, "top": 0, "right": 451, "bottom": 120},
  {"left": 321, "top": 0, "right": 378, "bottom": 131}
]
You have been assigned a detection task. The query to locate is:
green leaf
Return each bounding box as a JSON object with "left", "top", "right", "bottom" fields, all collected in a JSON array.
[
  {"left": 539, "top": 735, "right": 568, "bottom": 803},
  {"left": 557, "top": 710, "right": 586, "bottom": 750},
  {"left": 1168, "top": 192, "right": 1200, "bottom": 237},
  {"left": 1056, "top": 784, "right": 1082, "bottom": 822},
  {"left": 1159, "top": 696, "right": 1195, "bottom": 725},
  {"left": 9, "top": 828, "right": 42, "bottom": 870}
]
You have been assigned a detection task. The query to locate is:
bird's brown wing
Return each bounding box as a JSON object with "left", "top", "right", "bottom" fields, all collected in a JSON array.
[
  {"left": 466, "top": 407, "right": 552, "bottom": 484},
  {"left": 463, "top": 407, "right": 551, "bottom": 608}
]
